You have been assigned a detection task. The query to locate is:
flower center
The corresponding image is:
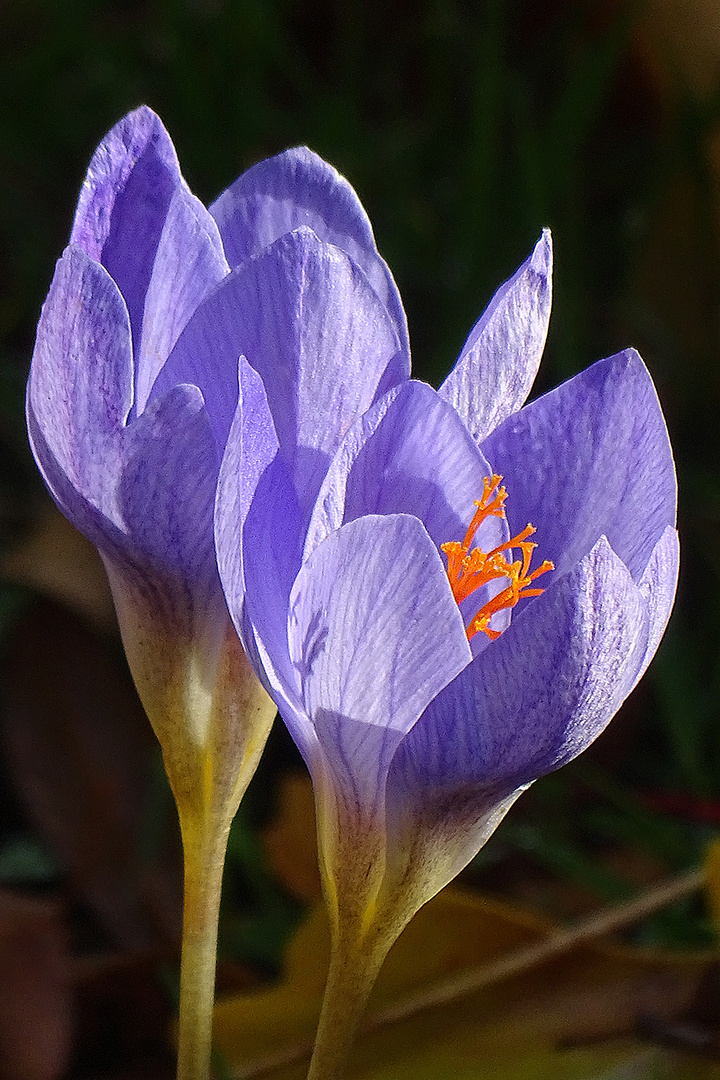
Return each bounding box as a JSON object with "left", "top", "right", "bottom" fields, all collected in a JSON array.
[{"left": 441, "top": 475, "right": 554, "bottom": 642}]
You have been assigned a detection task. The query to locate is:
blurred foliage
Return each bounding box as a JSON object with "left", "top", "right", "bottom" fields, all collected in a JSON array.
[
  {"left": 213, "top": 882, "right": 720, "bottom": 1079},
  {"left": 2, "top": 0, "right": 720, "bottom": 1075}
]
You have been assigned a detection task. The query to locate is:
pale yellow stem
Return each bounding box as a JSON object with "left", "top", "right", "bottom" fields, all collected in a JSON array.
[
  {"left": 176, "top": 810, "right": 230, "bottom": 1080},
  {"left": 306, "top": 924, "right": 393, "bottom": 1080}
]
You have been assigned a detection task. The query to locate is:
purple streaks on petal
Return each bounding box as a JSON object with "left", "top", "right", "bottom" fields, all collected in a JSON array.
[
  {"left": 482, "top": 350, "right": 677, "bottom": 583},
  {"left": 155, "top": 228, "right": 400, "bottom": 516},
  {"left": 27, "top": 245, "right": 132, "bottom": 508},
  {"left": 389, "top": 536, "right": 649, "bottom": 808},
  {"left": 118, "top": 383, "right": 220, "bottom": 615},
  {"left": 210, "top": 145, "right": 410, "bottom": 363},
  {"left": 439, "top": 230, "right": 552, "bottom": 444},
  {"left": 26, "top": 397, "right": 129, "bottom": 565}
]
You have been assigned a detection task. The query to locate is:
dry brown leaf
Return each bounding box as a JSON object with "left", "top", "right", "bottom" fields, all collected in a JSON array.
[
  {"left": 222, "top": 774, "right": 720, "bottom": 1079},
  {"left": 213, "top": 885, "right": 717, "bottom": 1080}
]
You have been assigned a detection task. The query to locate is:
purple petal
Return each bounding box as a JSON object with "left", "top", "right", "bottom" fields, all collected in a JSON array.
[
  {"left": 135, "top": 187, "right": 229, "bottom": 416},
  {"left": 636, "top": 526, "right": 680, "bottom": 679},
  {"left": 70, "top": 107, "right": 184, "bottom": 358},
  {"left": 287, "top": 514, "right": 472, "bottom": 806},
  {"left": 215, "top": 358, "right": 303, "bottom": 670},
  {"left": 30, "top": 362, "right": 222, "bottom": 645},
  {"left": 481, "top": 349, "right": 677, "bottom": 583},
  {"left": 388, "top": 535, "right": 650, "bottom": 812},
  {"left": 210, "top": 145, "right": 410, "bottom": 363},
  {"left": 27, "top": 401, "right": 129, "bottom": 565},
  {"left": 439, "top": 231, "right": 552, "bottom": 444},
  {"left": 117, "top": 383, "right": 221, "bottom": 622},
  {"left": 27, "top": 245, "right": 132, "bottom": 510},
  {"left": 154, "top": 228, "right": 400, "bottom": 516},
  {"left": 304, "top": 380, "right": 507, "bottom": 563},
  {"left": 214, "top": 361, "right": 308, "bottom": 763}
]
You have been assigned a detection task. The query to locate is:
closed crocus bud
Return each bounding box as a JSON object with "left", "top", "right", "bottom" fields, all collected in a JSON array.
[
  {"left": 215, "top": 222, "right": 678, "bottom": 1080},
  {"left": 27, "top": 108, "right": 409, "bottom": 1080}
]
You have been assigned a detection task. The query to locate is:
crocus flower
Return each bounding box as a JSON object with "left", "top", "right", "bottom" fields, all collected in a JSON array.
[
  {"left": 215, "top": 219, "right": 678, "bottom": 1077},
  {"left": 26, "top": 107, "right": 409, "bottom": 1080}
]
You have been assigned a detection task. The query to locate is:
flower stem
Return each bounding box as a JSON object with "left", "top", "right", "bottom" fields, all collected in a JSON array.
[
  {"left": 176, "top": 809, "right": 230, "bottom": 1080},
  {"left": 306, "top": 929, "right": 390, "bottom": 1080}
]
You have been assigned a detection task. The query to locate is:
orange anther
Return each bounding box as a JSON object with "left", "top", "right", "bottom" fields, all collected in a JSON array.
[{"left": 442, "top": 478, "right": 553, "bottom": 643}]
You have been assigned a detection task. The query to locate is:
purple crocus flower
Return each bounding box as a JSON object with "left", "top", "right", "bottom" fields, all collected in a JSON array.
[
  {"left": 26, "top": 108, "right": 412, "bottom": 1079},
  {"left": 26, "top": 106, "right": 409, "bottom": 808},
  {"left": 215, "top": 216, "right": 678, "bottom": 1075}
]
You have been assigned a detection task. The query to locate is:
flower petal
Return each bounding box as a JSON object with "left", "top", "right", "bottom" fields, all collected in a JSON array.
[
  {"left": 27, "top": 245, "right": 132, "bottom": 513},
  {"left": 216, "top": 358, "right": 303, "bottom": 670},
  {"left": 153, "top": 228, "right": 400, "bottom": 516},
  {"left": 214, "top": 359, "right": 311, "bottom": 764},
  {"left": 117, "top": 383, "right": 221, "bottom": 621},
  {"left": 387, "top": 535, "right": 651, "bottom": 837},
  {"left": 290, "top": 514, "right": 472, "bottom": 732},
  {"left": 287, "top": 514, "right": 471, "bottom": 805},
  {"left": 135, "top": 187, "right": 229, "bottom": 415},
  {"left": 70, "top": 107, "right": 184, "bottom": 358},
  {"left": 481, "top": 349, "right": 677, "bottom": 583},
  {"left": 439, "top": 230, "right": 552, "bottom": 444},
  {"left": 209, "top": 145, "right": 410, "bottom": 363},
  {"left": 636, "top": 525, "right": 680, "bottom": 679},
  {"left": 304, "top": 380, "right": 506, "bottom": 562},
  {"left": 27, "top": 402, "right": 129, "bottom": 565}
]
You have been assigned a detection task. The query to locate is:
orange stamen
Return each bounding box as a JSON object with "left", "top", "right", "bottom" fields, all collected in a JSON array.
[{"left": 441, "top": 476, "right": 554, "bottom": 643}]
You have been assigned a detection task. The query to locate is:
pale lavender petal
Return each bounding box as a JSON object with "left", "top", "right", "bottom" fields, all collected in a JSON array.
[
  {"left": 135, "top": 187, "right": 229, "bottom": 415},
  {"left": 210, "top": 145, "right": 410, "bottom": 362},
  {"left": 70, "top": 106, "right": 184, "bottom": 357},
  {"left": 27, "top": 245, "right": 132, "bottom": 510},
  {"left": 154, "top": 228, "right": 400, "bottom": 516},
  {"left": 481, "top": 349, "right": 677, "bottom": 583},
  {"left": 287, "top": 514, "right": 472, "bottom": 806},
  {"left": 388, "top": 535, "right": 649, "bottom": 810},
  {"left": 215, "top": 358, "right": 303, "bottom": 667},
  {"left": 439, "top": 230, "right": 552, "bottom": 444},
  {"left": 304, "top": 380, "right": 507, "bottom": 563},
  {"left": 214, "top": 359, "right": 309, "bottom": 763}
]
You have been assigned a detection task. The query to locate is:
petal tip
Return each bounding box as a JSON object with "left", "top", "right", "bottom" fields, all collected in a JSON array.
[{"left": 530, "top": 228, "right": 553, "bottom": 279}]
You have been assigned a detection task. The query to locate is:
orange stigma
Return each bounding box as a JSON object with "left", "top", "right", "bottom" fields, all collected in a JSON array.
[{"left": 441, "top": 475, "right": 554, "bottom": 642}]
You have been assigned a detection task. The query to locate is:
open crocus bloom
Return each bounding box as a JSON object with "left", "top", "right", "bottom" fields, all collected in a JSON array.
[
  {"left": 215, "top": 213, "right": 678, "bottom": 1072},
  {"left": 26, "top": 107, "right": 409, "bottom": 819}
]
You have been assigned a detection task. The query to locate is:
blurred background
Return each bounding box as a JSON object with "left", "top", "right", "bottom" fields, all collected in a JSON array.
[{"left": 2, "top": 0, "right": 720, "bottom": 1077}]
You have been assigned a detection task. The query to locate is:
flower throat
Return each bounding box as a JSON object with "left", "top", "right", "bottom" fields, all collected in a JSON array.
[{"left": 442, "top": 475, "right": 554, "bottom": 642}]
